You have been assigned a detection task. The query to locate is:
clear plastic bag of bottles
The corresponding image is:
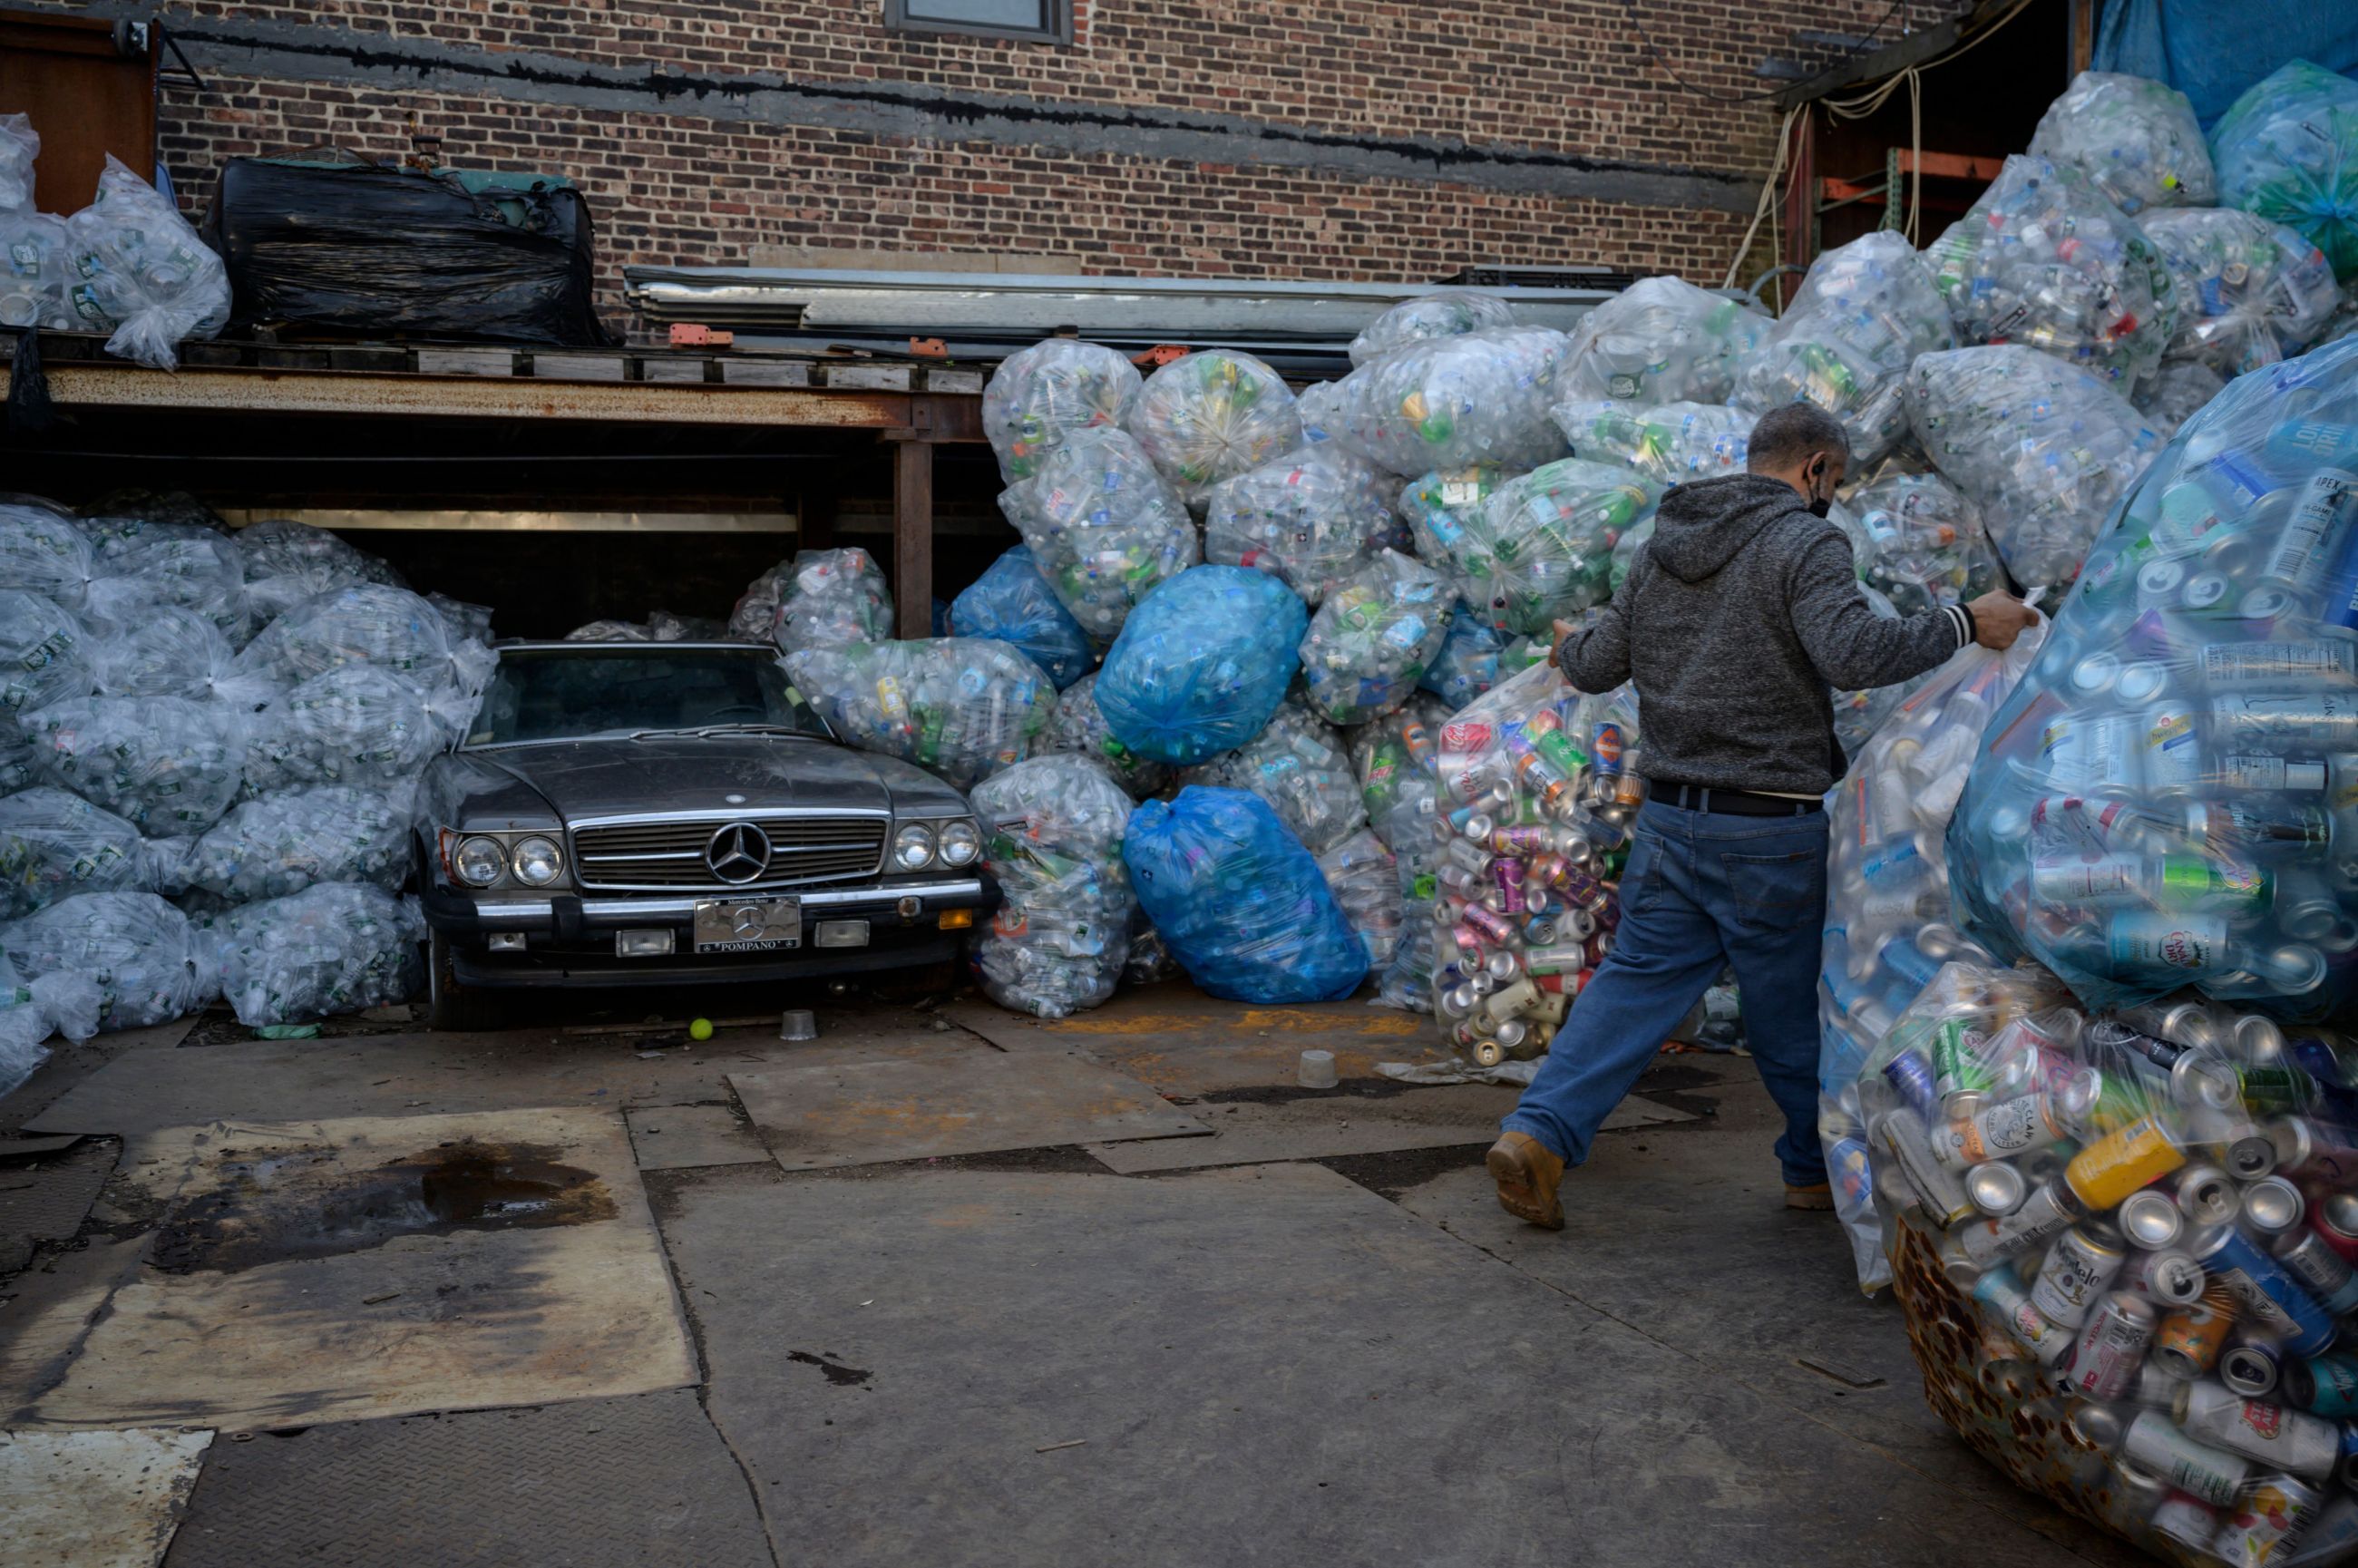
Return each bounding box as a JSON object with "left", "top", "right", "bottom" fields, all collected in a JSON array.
[
  {"left": 1297, "top": 550, "right": 1453, "bottom": 725},
  {"left": 1949, "top": 333, "right": 2358, "bottom": 1018},
  {"left": 1042, "top": 670, "right": 1169, "bottom": 800},
  {"left": 752, "top": 548, "right": 892, "bottom": 657},
  {"left": 0, "top": 591, "right": 94, "bottom": 717},
  {"left": 1201, "top": 443, "right": 1402, "bottom": 608},
  {"left": 2140, "top": 361, "right": 2230, "bottom": 442},
  {"left": 1348, "top": 292, "right": 1516, "bottom": 366},
  {"left": 2211, "top": 60, "right": 2358, "bottom": 284},
  {"left": 1371, "top": 778, "right": 1444, "bottom": 1013},
  {"left": 1846, "top": 471, "right": 2006, "bottom": 618},
  {"left": 968, "top": 754, "right": 1138, "bottom": 1019},
  {"left": 998, "top": 426, "right": 1199, "bottom": 642},
  {"left": 0, "top": 786, "right": 181, "bottom": 920},
  {"left": 0, "top": 717, "right": 37, "bottom": 795},
  {"left": 982, "top": 338, "right": 1144, "bottom": 483},
  {"left": 1561, "top": 276, "right": 1772, "bottom": 406},
  {"left": 565, "top": 619, "right": 651, "bottom": 642},
  {"left": 950, "top": 544, "right": 1096, "bottom": 689},
  {"left": 1396, "top": 465, "right": 1505, "bottom": 568},
  {"left": 1554, "top": 399, "right": 1751, "bottom": 483},
  {"left": 0, "top": 890, "right": 207, "bottom": 1030},
  {"left": 2027, "top": 71, "right": 2216, "bottom": 216},
  {"left": 1122, "top": 784, "right": 1368, "bottom": 1004},
  {"left": 0, "top": 112, "right": 34, "bottom": 212},
  {"left": 1732, "top": 231, "right": 1956, "bottom": 467},
  {"left": 236, "top": 584, "right": 492, "bottom": 697},
  {"left": 183, "top": 784, "right": 411, "bottom": 901},
  {"left": 0, "top": 501, "right": 96, "bottom": 609},
  {"left": 204, "top": 882, "right": 424, "bottom": 1027},
  {"left": 59, "top": 156, "right": 230, "bottom": 369},
  {"left": 22, "top": 695, "right": 247, "bottom": 833},
  {"left": 89, "top": 605, "right": 277, "bottom": 706},
  {"left": 1852, "top": 977, "right": 2358, "bottom": 1568},
  {"left": 236, "top": 519, "right": 409, "bottom": 624},
  {"left": 1316, "top": 827, "right": 1401, "bottom": 969},
  {"left": 243, "top": 665, "right": 471, "bottom": 796},
  {"left": 1450, "top": 459, "right": 1661, "bottom": 636},
  {"left": 428, "top": 592, "right": 498, "bottom": 645},
  {"left": 1093, "top": 565, "right": 1307, "bottom": 766},
  {"left": 2140, "top": 209, "right": 2340, "bottom": 375},
  {"left": 1179, "top": 698, "right": 1368, "bottom": 855},
  {"left": 1924, "top": 155, "right": 2180, "bottom": 394},
  {"left": 783, "top": 637, "right": 1056, "bottom": 790},
  {"left": 0, "top": 209, "right": 73, "bottom": 333},
  {"left": 1330, "top": 326, "right": 1572, "bottom": 477},
  {"left": 1294, "top": 379, "right": 1346, "bottom": 445},
  {"left": 1126, "top": 349, "right": 1302, "bottom": 507},
  {"left": 1419, "top": 603, "right": 1505, "bottom": 709},
  {"left": 83, "top": 525, "right": 252, "bottom": 647},
  {"left": 1905, "top": 345, "right": 2164, "bottom": 596},
  {"left": 1350, "top": 693, "right": 1448, "bottom": 838}
]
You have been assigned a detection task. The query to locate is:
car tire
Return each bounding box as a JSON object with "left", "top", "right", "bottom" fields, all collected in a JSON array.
[{"left": 426, "top": 928, "right": 504, "bottom": 1032}]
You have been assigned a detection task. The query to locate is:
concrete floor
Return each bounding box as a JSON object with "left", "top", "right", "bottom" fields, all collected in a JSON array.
[{"left": 0, "top": 979, "right": 2141, "bottom": 1568}]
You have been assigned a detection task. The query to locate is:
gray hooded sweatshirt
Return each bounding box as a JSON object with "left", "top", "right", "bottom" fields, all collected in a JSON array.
[{"left": 1558, "top": 473, "right": 1973, "bottom": 796}]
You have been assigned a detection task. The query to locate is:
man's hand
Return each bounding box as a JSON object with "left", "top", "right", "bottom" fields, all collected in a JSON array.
[
  {"left": 1965, "top": 591, "right": 2037, "bottom": 651},
  {"left": 1550, "top": 618, "right": 1579, "bottom": 665}
]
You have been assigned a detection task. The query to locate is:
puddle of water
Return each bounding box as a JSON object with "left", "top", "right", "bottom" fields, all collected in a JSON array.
[{"left": 147, "top": 1139, "right": 617, "bottom": 1274}]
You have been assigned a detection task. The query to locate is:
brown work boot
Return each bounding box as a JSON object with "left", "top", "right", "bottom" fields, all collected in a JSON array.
[
  {"left": 1784, "top": 1182, "right": 1835, "bottom": 1212},
  {"left": 1486, "top": 1131, "right": 1565, "bottom": 1230}
]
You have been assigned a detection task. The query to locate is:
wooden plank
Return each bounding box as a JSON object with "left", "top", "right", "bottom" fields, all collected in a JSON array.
[
  {"left": 893, "top": 436, "right": 933, "bottom": 638},
  {"left": 720, "top": 358, "right": 813, "bottom": 387},
  {"left": 921, "top": 367, "right": 985, "bottom": 395},
  {"left": 825, "top": 363, "right": 914, "bottom": 392}
]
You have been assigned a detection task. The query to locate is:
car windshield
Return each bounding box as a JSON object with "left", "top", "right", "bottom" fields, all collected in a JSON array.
[{"left": 467, "top": 647, "right": 833, "bottom": 746}]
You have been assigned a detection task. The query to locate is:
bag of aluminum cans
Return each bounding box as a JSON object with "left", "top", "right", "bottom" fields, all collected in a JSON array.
[
  {"left": 745, "top": 548, "right": 893, "bottom": 657},
  {"left": 236, "top": 584, "right": 492, "bottom": 697},
  {"left": 949, "top": 545, "right": 1095, "bottom": 690},
  {"left": 998, "top": 426, "right": 1199, "bottom": 642},
  {"left": 1126, "top": 349, "right": 1302, "bottom": 508},
  {"left": 0, "top": 890, "right": 208, "bottom": 1030},
  {"left": 1297, "top": 550, "right": 1453, "bottom": 725},
  {"left": 1042, "top": 671, "right": 1169, "bottom": 800},
  {"left": 1731, "top": 231, "right": 1956, "bottom": 468},
  {"left": 2028, "top": 71, "right": 2216, "bottom": 216},
  {"left": 21, "top": 695, "right": 248, "bottom": 833},
  {"left": 783, "top": 637, "right": 1056, "bottom": 791},
  {"left": 1201, "top": 443, "right": 1403, "bottom": 608},
  {"left": 1561, "top": 276, "right": 1772, "bottom": 406},
  {"left": 1948, "top": 332, "right": 2358, "bottom": 1019},
  {"left": 83, "top": 524, "right": 252, "bottom": 647},
  {"left": 1349, "top": 292, "right": 1516, "bottom": 366},
  {"left": 200, "top": 882, "right": 424, "bottom": 1027},
  {"left": 2141, "top": 362, "right": 2232, "bottom": 442},
  {"left": 967, "top": 754, "right": 1137, "bottom": 1019},
  {"left": 1554, "top": 399, "right": 1751, "bottom": 484},
  {"left": 1905, "top": 345, "right": 2165, "bottom": 596},
  {"left": 2140, "top": 209, "right": 2341, "bottom": 376},
  {"left": 982, "top": 338, "right": 1145, "bottom": 483},
  {"left": 1122, "top": 784, "right": 1369, "bottom": 1004},
  {"left": 182, "top": 784, "right": 411, "bottom": 901},
  {"left": 59, "top": 156, "right": 230, "bottom": 369},
  {"left": 1856, "top": 976, "right": 2358, "bottom": 1568},
  {"left": 1316, "top": 827, "right": 1401, "bottom": 969},
  {"left": 237, "top": 519, "right": 409, "bottom": 624},
  {"left": 0, "top": 591, "right": 95, "bottom": 718},
  {"left": 1924, "top": 156, "right": 2181, "bottom": 395},
  {"left": 2212, "top": 61, "right": 2358, "bottom": 283},
  {"left": 1419, "top": 605, "right": 1505, "bottom": 710},
  {"left": 245, "top": 666, "right": 470, "bottom": 794},
  {"left": 1093, "top": 565, "right": 1307, "bottom": 766},
  {"left": 0, "top": 501, "right": 96, "bottom": 608},
  {"left": 1330, "top": 326, "right": 1571, "bottom": 478},
  {"left": 1846, "top": 471, "right": 2006, "bottom": 618},
  {"left": 0, "top": 786, "right": 186, "bottom": 920},
  {"left": 1180, "top": 698, "right": 1367, "bottom": 855},
  {"left": 1449, "top": 459, "right": 1661, "bottom": 637}
]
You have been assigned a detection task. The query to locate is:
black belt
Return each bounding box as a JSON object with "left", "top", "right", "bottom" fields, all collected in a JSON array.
[{"left": 1656, "top": 783, "right": 1824, "bottom": 817}]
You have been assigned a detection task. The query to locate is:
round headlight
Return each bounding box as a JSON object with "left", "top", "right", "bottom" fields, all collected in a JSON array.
[
  {"left": 892, "top": 823, "right": 936, "bottom": 871},
  {"left": 512, "top": 835, "right": 564, "bottom": 887},
  {"left": 938, "top": 819, "right": 981, "bottom": 868},
  {"left": 454, "top": 835, "right": 506, "bottom": 887}
]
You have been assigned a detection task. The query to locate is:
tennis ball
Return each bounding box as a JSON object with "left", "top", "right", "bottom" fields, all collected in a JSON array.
[{"left": 688, "top": 1018, "right": 715, "bottom": 1041}]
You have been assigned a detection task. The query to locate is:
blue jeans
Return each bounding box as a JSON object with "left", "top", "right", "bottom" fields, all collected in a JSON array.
[{"left": 1501, "top": 800, "right": 1829, "bottom": 1188}]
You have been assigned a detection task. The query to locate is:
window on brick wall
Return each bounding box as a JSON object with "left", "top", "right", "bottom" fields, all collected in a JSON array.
[{"left": 884, "top": 0, "right": 1067, "bottom": 43}]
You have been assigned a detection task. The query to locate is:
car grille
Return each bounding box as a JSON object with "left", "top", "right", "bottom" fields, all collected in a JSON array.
[{"left": 570, "top": 816, "right": 887, "bottom": 891}]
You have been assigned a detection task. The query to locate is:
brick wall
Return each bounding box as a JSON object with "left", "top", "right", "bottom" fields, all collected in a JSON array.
[{"left": 82, "top": 0, "right": 1970, "bottom": 329}]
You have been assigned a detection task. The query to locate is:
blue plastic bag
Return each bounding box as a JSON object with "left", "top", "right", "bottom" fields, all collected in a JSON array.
[
  {"left": 1419, "top": 600, "right": 1505, "bottom": 709},
  {"left": 1122, "top": 785, "right": 1368, "bottom": 1003},
  {"left": 950, "top": 545, "right": 1096, "bottom": 689},
  {"left": 1094, "top": 565, "right": 1306, "bottom": 765},
  {"left": 2210, "top": 60, "right": 2358, "bottom": 282}
]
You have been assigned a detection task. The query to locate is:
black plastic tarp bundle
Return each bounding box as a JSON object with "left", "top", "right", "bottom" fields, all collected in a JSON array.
[{"left": 206, "top": 152, "right": 611, "bottom": 346}]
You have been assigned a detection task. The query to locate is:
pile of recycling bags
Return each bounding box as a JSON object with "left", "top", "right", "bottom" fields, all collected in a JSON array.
[{"left": 0, "top": 493, "right": 492, "bottom": 1088}]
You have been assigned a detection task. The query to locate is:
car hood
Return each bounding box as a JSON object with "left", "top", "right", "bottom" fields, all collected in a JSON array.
[{"left": 438, "top": 735, "right": 964, "bottom": 824}]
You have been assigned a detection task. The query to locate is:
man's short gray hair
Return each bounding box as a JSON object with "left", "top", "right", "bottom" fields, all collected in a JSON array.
[{"left": 1747, "top": 403, "right": 1852, "bottom": 472}]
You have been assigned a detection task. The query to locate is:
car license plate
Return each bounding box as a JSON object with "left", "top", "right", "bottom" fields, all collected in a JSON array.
[{"left": 693, "top": 897, "right": 802, "bottom": 953}]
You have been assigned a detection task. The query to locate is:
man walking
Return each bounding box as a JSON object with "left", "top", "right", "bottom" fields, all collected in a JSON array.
[{"left": 1486, "top": 403, "right": 2035, "bottom": 1228}]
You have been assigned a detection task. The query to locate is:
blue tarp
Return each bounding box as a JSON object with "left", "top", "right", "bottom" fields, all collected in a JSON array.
[{"left": 2094, "top": 0, "right": 2358, "bottom": 124}]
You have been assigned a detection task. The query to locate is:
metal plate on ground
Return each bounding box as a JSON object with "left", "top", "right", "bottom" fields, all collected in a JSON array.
[
  {"left": 624, "top": 1104, "right": 771, "bottom": 1170},
  {"left": 1084, "top": 1088, "right": 1694, "bottom": 1174},
  {"left": 1, "top": 1427, "right": 212, "bottom": 1568},
  {"left": 0, "top": 1135, "right": 117, "bottom": 1273},
  {"left": 0, "top": 1108, "right": 696, "bottom": 1431},
  {"left": 161, "top": 1390, "right": 768, "bottom": 1568},
  {"left": 731, "top": 1050, "right": 1208, "bottom": 1170}
]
